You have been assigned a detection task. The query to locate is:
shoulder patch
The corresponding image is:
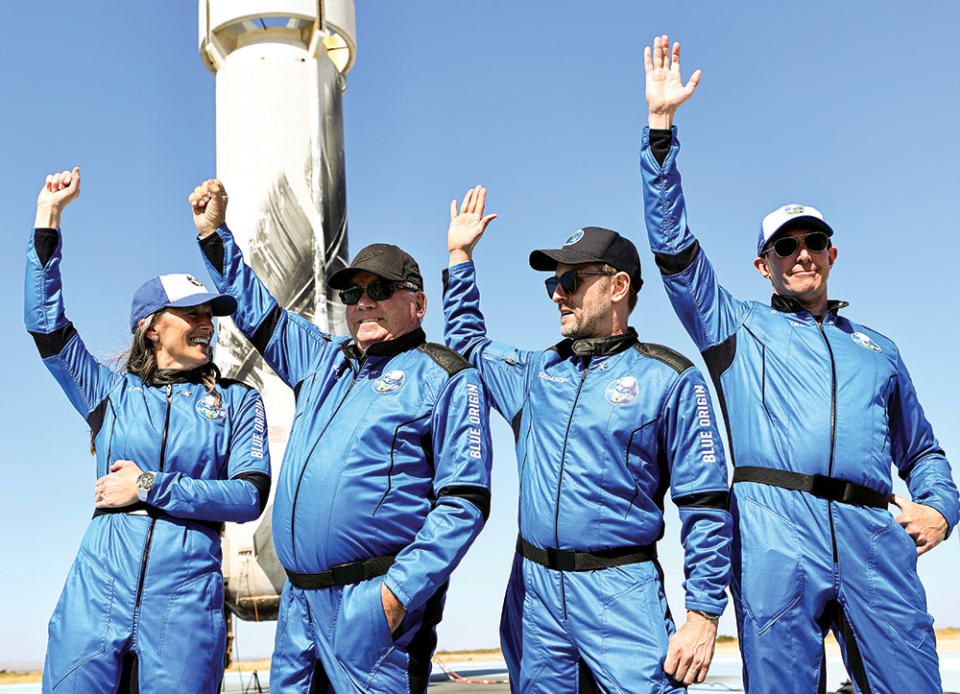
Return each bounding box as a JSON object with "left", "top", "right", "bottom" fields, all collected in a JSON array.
[
  {"left": 633, "top": 342, "right": 694, "bottom": 374},
  {"left": 417, "top": 342, "right": 472, "bottom": 377},
  {"left": 855, "top": 323, "right": 893, "bottom": 344}
]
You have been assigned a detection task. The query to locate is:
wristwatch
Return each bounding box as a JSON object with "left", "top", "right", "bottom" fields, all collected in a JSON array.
[
  {"left": 690, "top": 609, "right": 721, "bottom": 623},
  {"left": 137, "top": 471, "right": 156, "bottom": 502}
]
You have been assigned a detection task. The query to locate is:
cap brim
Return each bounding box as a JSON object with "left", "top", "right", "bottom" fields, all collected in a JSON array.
[
  {"left": 327, "top": 267, "right": 412, "bottom": 289},
  {"left": 776, "top": 215, "right": 834, "bottom": 237},
  {"left": 167, "top": 292, "right": 237, "bottom": 316},
  {"left": 529, "top": 248, "right": 602, "bottom": 271}
]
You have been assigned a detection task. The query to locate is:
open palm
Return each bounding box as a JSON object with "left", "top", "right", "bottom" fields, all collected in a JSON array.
[
  {"left": 448, "top": 185, "right": 497, "bottom": 260},
  {"left": 644, "top": 34, "right": 701, "bottom": 117}
]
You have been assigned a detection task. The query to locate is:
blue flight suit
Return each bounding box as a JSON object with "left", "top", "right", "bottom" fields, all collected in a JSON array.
[
  {"left": 640, "top": 126, "right": 960, "bottom": 694},
  {"left": 25, "top": 228, "right": 271, "bottom": 693},
  {"left": 442, "top": 260, "right": 732, "bottom": 693},
  {"left": 198, "top": 226, "right": 493, "bottom": 693}
]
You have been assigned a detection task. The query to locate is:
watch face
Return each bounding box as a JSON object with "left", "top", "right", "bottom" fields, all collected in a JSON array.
[{"left": 138, "top": 472, "right": 155, "bottom": 490}]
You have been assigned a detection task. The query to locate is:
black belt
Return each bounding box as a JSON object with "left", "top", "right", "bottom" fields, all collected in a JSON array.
[
  {"left": 93, "top": 504, "right": 224, "bottom": 533},
  {"left": 286, "top": 553, "right": 397, "bottom": 590},
  {"left": 516, "top": 535, "right": 656, "bottom": 572},
  {"left": 733, "top": 466, "right": 888, "bottom": 509}
]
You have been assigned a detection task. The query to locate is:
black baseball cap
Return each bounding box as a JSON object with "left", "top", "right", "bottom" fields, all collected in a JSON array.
[
  {"left": 327, "top": 243, "right": 424, "bottom": 290},
  {"left": 529, "top": 227, "right": 643, "bottom": 290}
]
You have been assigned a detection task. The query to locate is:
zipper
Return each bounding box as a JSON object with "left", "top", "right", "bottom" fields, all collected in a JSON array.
[
  {"left": 133, "top": 384, "right": 172, "bottom": 617},
  {"left": 104, "top": 398, "right": 117, "bottom": 465},
  {"left": 289, "top": 357, "right": 363, "bottom": 564},
  {"left": 817, "top": 319, "right": 840, "bottom": 564},
  {"left": 553, "top": 356, "right": 591, "bottom": 618}
]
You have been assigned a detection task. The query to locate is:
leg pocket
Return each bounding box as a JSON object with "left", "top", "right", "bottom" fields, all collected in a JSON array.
[
  {"left": 736, "top": 495, "right": 803, "bottom": 634},
  {"left": 155, "top": 570, "right": 226, "bottom": 693},
  {"left": 332, "top": 580, "right": 395, "bottom": 689},
  {"left": 44, "top": 549, "right": 116, "bottom": 688},
  {"left": 593, "top": 566, "right": 679, "bottom": 693},
  {"left": 867, "top": 519, "right": 933, "bottom": 649}
]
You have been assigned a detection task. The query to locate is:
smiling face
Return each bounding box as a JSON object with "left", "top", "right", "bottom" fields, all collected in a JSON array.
[
  {"left": 147, "top": 304, "right": 215, "bottom": 370},
  {"left": 345, "top": 271, "right": 426, "bottom": 352},
  {"left": 754, "top": 228, "right": 838, "bottom": 315},
  {"left": 551, "top": 262, "right": 622, "bottom": 339}
]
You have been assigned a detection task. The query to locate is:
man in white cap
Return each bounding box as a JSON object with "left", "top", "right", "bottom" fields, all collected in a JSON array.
[{"left": 639, "top": 34, "right": 958, "bottom": 694}]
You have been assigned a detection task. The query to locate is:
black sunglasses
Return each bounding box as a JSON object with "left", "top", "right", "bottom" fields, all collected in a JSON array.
[
  {"left": 544, "top": 270, "right": 613, "bottom": 297},
  {"left": 766, "top": 231, "right": 830, "bottom": 259},
  {"left": 339, "top": 280, "right": 417, "bottom": 305}
]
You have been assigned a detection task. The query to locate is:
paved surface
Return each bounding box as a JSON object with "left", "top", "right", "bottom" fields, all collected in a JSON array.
[
  {"left": 220, "top": 662, "right": 511, "bottom": 692},
  {"left": 217, "top": 653, "right": 960, "bottom": 692}
]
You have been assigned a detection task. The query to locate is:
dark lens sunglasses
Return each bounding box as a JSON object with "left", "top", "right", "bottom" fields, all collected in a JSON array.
[
  {"left": 767, "top": 231, "right": 830, "bottom": 259},
  {"left": 544, "top": 269, "right": 613, "bottom": 297},
  {"left": 339, "top": 280, "right": 417, "bottom": 305}
]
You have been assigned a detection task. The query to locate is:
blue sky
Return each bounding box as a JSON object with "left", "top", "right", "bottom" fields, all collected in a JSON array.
[{"left": 1, "top": 2, "right": 958, "bottom": 664}]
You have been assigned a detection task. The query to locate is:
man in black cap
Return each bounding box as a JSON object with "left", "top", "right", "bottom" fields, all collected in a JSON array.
[
  {"left": 442, "top": 186, "right": 732, "bottom": 691},
  {"left": 189, "top": 180, "right": 493, "bottom": 693}
]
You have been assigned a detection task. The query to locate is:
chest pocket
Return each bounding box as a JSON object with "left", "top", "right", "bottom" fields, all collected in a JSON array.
[{"left": 600, "top": 371, "right": 663, "bottom": 514}]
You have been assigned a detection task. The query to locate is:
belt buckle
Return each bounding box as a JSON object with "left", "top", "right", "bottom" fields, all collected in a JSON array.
[
  {"left": 811, "top": 474, "right": 846, "bottom": 502},
  {"left": 329, "top": 561, "right": 366, "bottom": 586},
  {"left": 549, "top": 548, "right": 577, "bottom": 572}
]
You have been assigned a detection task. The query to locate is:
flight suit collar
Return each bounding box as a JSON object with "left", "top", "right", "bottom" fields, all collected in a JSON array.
[
  {"left": 151, "top": 362, "right": 221, "bottom": 386},
  {"left": 342, "top": 327, "right": 427, "bottom": 362},
  {"left": 553, "top": 327, "right": 639, "bottom": 358},
  {"left": 770, "top": 294, "right": 849, "bottom": 317}
]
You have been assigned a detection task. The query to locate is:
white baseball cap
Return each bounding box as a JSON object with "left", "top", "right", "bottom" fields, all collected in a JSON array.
[
  {"left": 129, "top": 273, "right": 236, "bottom": 332},
  {"left": 758, "top": 204, "right": 834, "bottom": 256}
]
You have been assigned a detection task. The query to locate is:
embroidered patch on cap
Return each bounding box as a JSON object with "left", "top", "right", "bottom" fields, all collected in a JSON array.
[{"left": 563, "top": 229, "right": 585, "bottom": 246}]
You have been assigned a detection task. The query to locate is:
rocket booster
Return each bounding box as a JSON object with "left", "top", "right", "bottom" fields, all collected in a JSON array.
[{"left": 199, "top": 0, "right": 357, "bottom": 621}]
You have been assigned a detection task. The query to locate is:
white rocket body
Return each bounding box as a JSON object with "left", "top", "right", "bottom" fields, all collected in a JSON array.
[{"left": 198, "top": 0, "right": 356, "bottom": 621}]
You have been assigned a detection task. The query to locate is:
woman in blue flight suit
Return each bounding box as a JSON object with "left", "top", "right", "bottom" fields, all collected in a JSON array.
[{"left": 25, "top": 168, "right": 272, "bottom": 693}]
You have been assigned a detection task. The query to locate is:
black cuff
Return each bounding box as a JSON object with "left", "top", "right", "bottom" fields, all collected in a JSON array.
[
  {"left": 199, "top": 232, "right": 225, "bottom": 275},
  {"left": 654, "top": 240, "right": 700, "bottom": 275},
  {"left": 233, "top": 471, "right": 272, "bottom": 516},
  {"left": 438, "top": 484, "right": 491, "bottom": 521},
  {"left": 30, "top": 322, "right": 78, "bottom": 359},
  {"left": 649, "top": 128, "right": 673, "bottom": 166},
  {"left": 34, "top": 228, "right": 59, "bottom": 267},
  {"left": 673, "top": 490, "right": 730, "bottom": 511}
]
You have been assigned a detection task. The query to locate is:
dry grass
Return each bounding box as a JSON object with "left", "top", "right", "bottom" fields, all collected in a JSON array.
[{"left": 0, "top": 670, "right": 42, "bottom": 683}]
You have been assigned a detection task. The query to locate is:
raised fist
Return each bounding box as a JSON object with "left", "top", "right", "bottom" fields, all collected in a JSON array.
[
  {"left": 189, "top": 179, "right": 228, "bottom": 238},
  {"left": 36, "top": 167, "right": 81, "bottom": 228}
]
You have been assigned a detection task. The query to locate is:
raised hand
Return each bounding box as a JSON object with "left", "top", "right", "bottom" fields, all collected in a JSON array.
[
  {"left": 36, "top": 167, "right": 81, "bottom": 228},
  {"left": 644, "top": 34, "right": 701, "bottom": 129},
  {"left": 189, "top": 179, "right": 229, "bottom": 238},
  {"left": 891, "top": 494, "right": 949, "bottom": 555},
  {"left": 448, "top": 185, "right": 497, "bottom": 265}
]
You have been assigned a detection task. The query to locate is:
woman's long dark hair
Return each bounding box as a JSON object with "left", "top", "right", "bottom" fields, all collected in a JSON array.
[{"left": 125, "top": 311, "right": 161, "bottom": 384}]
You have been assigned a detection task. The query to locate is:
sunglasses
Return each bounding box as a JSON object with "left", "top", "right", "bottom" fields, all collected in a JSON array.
[
  {"left": 766, "top": 231, "right": 830, "bottom": 259},
  {"left": 339, "top": 280, "right": 417, "bottom": 305},
  {"left": 544, "top": 270, "right": 613, "bottom": 297}
]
